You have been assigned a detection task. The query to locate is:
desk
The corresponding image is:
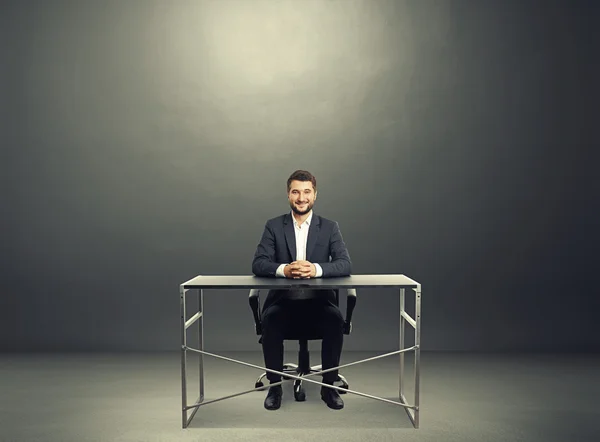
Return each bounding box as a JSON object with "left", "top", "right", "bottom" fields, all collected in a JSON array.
[{"left": 180, "top": 274, "right": 422, "bottom": 428}]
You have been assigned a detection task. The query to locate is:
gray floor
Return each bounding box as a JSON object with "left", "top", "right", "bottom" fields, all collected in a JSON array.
[{"left": 1, "top": 351, "right": 599, "bottom": 442}]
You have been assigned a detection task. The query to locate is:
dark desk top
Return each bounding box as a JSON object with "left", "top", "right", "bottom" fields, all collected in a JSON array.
[{"left": 181, "top": 274, "right": 420, "bottom": 289}]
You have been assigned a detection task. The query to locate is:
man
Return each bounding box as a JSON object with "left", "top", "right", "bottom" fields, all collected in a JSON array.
[{"left": 252, "top": 170, "right": 352, "bottom": 411}]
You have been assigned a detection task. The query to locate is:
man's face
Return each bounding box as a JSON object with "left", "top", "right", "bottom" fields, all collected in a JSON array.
[{"left": 288, "top": 180, "right": 317, "bottom": 216}]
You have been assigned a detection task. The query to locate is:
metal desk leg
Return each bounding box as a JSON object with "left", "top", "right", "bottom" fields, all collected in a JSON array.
[
  {"left": 414, "top": 285, "right": 421, "bottom": 428},
  {"left": 181, "top": 287, "right": 205, "bottom": 428},
  {"left": 198, "top": 289, "right": 205, "bottom": 403},
  {"left": 399, "top": 285, "right": 421, "bottom": 428},
  {"left": 399, "top": 288, "right": 405, "bottom": 403},
  {"left": 180, "top": 286, "right": 187, "bottom": 428}
]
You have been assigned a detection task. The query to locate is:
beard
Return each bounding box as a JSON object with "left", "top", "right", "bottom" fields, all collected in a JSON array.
[{"left": 290, "top": 200, "right": 314, "bottom": 215}]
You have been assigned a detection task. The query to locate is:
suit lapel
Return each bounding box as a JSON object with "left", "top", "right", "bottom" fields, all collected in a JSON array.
[
  {"left": 283, "top": 213, "right": 296, "bottom": 260},
  {"left": 306, "top": 215, "right": 320, "bottom": 261}
]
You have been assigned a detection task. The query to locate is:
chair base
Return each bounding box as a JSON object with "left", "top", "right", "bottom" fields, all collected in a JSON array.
[{"left": 255, "top": 363, "right": 349, "bottom": 402}]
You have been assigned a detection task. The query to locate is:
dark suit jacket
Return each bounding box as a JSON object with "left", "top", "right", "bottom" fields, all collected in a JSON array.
[{"left": 252, "top": 212, "right": 352, "bottom": 312}]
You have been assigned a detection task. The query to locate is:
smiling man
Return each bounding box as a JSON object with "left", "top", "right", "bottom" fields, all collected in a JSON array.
[{"left": 252, "top": 170, "right": 352, "bottom": 411}]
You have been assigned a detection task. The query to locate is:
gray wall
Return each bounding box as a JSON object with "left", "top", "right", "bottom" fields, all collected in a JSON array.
[{"left": 2, "top": 0, "right": 598, "bottom": 352}]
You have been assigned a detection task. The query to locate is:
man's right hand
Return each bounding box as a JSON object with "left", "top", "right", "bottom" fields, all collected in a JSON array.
[{"left": 283, "top": 263, "right": 297, "bottom": 279}]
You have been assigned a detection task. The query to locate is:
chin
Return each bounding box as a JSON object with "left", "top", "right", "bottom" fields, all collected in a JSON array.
[{"left": 293, "top": 207, "right": 310, "bottom": 215}]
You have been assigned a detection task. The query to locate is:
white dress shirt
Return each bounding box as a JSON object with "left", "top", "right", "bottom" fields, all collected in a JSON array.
[{"left": 276, "top": 210, "right": 324, "bottom": 278}]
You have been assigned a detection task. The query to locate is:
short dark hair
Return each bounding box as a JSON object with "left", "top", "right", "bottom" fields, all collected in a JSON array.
[{"left": 287, "top": 170, "right": 317, "bottom": 192}]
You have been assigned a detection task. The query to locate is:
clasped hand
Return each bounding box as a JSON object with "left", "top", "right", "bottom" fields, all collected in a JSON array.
[{"left": 284, "top": 260, "right": 316, "bottom": 279}]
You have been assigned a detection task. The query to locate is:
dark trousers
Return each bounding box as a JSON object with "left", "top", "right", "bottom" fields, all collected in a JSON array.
[{"left": 261, "top": 296, "right": 344, "bottom": 384}]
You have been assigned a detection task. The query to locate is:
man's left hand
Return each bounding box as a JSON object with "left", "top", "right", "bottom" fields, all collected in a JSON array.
[{"left": 290, "top": 260, "right": 316, "bottom": 279}]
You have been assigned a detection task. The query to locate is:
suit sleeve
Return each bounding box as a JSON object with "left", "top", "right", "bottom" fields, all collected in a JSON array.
[
  {"left": 251, "top": 222, "right": 281, "bottom": 277},
  {"left": 318, "top": 221, "right": 352, "bottom": 277}
]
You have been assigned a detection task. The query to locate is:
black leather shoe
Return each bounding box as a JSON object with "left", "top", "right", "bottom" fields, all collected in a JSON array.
[
  {"left": 264, "top": 385, "right": 282, "bottom": 410},
  {"left": 321, "top": 385, "right": 344, "bottom": 410}
]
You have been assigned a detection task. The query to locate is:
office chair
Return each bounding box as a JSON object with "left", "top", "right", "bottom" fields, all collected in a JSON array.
[{"left": 248, "top": 288, "right": 357, "bottom": 401}]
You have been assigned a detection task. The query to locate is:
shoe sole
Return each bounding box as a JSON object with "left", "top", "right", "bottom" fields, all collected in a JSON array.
[
  {"left": 321, "top": 395, "right": 344, "bottom": 410},
  {"left": 264, "top": 397, "right": 282, "bottom": 410},
  {"left": 264, "top": 398, "right": 282, "bottom": 410}
]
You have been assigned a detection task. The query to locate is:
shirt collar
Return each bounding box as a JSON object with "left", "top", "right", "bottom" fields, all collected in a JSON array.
[{"left": 291, "top": 210, "right": 313, "bottom": 228}]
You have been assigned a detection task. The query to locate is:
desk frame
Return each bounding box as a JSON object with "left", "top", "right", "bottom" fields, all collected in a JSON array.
[{"left": 179, "top": 275, "right": 421, "bottom": 428}]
